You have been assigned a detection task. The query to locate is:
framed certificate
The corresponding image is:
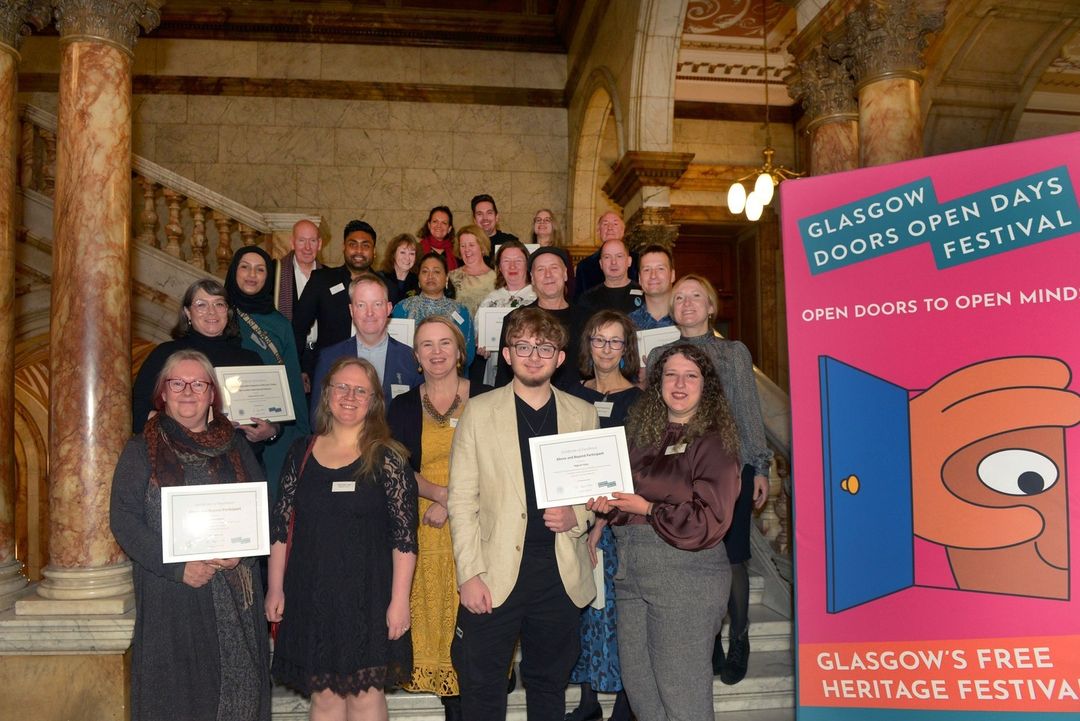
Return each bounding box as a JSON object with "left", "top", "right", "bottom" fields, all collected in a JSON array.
[
  {"left": 529, "top": 427, "right": 635, "bottom": 509},
  {"left": 476, "top": 306, "right": 515, "bottom": 351},
  {"left": 214, "top": 365, "right": 295, "bottom": 425},
  {"left": 388, "top": 317, "right": 415, "bottom": 348},
  {"left": 523, "top": 243, "right": 540, "bottom": 254},
  {"left": 636, "top": 326, "right": 681, "bottom": 366},
  {"left": 160, "top": 482, "right": 270, "bottom": 563}
]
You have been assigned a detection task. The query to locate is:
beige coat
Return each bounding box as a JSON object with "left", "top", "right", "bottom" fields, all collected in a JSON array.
[{"left": 448, "top": 383, "right": 600, "bottom": 609}]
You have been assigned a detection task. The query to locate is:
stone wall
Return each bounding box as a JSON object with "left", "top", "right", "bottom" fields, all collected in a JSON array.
[{"left": 18, "top": 37, "right": 570, "bottom": 261}]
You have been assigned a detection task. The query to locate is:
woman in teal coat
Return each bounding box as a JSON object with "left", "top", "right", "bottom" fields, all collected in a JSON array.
[{"left": 225, "top": 245, "right": 311, "bottom": 501}]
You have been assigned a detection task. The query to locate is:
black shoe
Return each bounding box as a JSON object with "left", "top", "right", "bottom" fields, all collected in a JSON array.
[
  {"left": 720, "top": 630, "right": 750, "bottom": 685},
  {"left": 507, "top": 667, "right": 517, "bottom": 694},
  {"left": 711, "top": 633, "right": 726, "bottom": 675},
  {"left": 441, "top": 695, "right": 463, "bottom": 721},
  {"left": 564, "top": 704, "right": 603, "bottom": 721}
]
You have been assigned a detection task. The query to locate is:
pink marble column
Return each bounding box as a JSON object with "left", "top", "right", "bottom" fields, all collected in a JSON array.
[
  {"left": 809, "top": 117, "right": 859, "bottom": 176},
  {"left": 788, "top": 48, "right": 859, "bottom": 176},
  {"left": 831, "top": 0, "right": 945, "bottom": 168},
  {"left": 0, "top": 1, "right": 51, "bottom": 609},
  {"left": 35, "top": 0, "right": 161, "bottom": 605}
]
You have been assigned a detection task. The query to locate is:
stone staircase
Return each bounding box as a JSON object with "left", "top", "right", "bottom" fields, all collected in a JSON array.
[{"left": 269, "top": 574, "right": 795, "bottom": 720}]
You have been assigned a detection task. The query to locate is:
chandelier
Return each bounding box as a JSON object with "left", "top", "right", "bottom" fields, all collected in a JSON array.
[{"left": 727, "top": 0, "right": 803, "bottom": 221}]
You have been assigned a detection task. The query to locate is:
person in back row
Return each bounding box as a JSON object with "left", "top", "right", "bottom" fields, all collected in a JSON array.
[
  {"left": 292, "top": 219, "right": 378, "bottom": 379},
  {"left": 581, "top": 237, "right": 643, "bottom": 316},
  {"left": 472, "top": 193, "right": 517, "bottom": 257}
]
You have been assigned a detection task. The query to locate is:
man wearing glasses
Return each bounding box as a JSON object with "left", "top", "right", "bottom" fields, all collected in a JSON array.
[{"left": 449, "top": 307, "right": 599, "bottom": 721}]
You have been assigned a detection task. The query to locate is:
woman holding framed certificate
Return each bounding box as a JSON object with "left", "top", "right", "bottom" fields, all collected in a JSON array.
[
  {"left": 588, "top": 343, "right": 741, "bottom": 721},
  {"left": 110, "top": 349, "right": 271, "bottom": 721},
  {"left": 265, "top": 357, "right": 418, "bottom": 720}
]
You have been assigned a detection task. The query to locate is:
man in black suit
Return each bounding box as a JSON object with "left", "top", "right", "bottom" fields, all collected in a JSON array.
[{"left": 292, "top": 219, "right": 377, "bottom": 382}]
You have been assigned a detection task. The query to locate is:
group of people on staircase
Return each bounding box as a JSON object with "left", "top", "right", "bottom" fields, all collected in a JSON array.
[{"left": 110, "top": 202, "right": 772, "bottom": 721}]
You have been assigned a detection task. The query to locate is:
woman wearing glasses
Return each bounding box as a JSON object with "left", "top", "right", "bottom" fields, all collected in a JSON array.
[
  {"left": 266, "top": 357, "right": 418, "bottom": 721},
  {"left": 110, "top": 349, "right": 271, "bottom": 721},
  {"left": 564, "top": 311, "right": 641, "bottom": 721},
  {"left": 131, "top": 279, "right": 263, "bottom": 434}
]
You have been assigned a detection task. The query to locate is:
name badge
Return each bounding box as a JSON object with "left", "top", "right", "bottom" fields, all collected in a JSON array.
[
  {"left": 450, "top": 418, "right": 459, "bottom": 428},
  {"left": 452, "top": 310, "right": 465, "bottom": 324},
  {"left": 665, "top": 442, "right": 687, "bottom": 455},
  {"left": 330, "top": 283, "right": 345, "bottom": 295},
  {"left": 594, "top": 401, "right": 614, "bottom": 418},
  {"left": 332, "top": 481, "right": 356, "bottom": 493},
  {"left": 391, "top": 383, "right": 410, "bottom": 399},
  {"left": 249, "top": 331, "right": 268, "bottom": 350},
  {"left": 630, "top": 288, "right": 644, "bottom": 296}
]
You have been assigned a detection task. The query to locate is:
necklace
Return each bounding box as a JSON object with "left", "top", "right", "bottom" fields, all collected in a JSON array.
[
  {"left": 519, "top": 397, "right": 554, "bottom": 436},
  {"left": 422, "top": 390, "right": 461, "bottom": 427}
]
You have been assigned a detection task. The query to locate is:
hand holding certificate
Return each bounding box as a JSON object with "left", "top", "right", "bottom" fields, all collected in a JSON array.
[
  {"left": 214, "top": 365, "right": 295, "bottom": 425},
  {"left": 528, "top": 427, "right": 634, "bottom": 508}
]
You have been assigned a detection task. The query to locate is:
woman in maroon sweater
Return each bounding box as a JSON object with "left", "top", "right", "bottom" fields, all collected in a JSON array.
[{"left": 589, "top": 343, "right": 741, "bottom": 721}]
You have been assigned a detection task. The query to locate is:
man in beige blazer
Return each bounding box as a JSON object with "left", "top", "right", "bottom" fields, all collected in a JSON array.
[{"left": 449, "top": 307, "right": 599, "bottom": 721}]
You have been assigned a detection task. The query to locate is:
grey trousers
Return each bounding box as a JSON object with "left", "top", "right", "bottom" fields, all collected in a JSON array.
[{"left": 612, "top": 524, "right": 730, "bottom": 721}]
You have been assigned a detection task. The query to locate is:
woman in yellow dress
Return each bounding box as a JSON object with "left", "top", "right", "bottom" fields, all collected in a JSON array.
[{"left": 388, "top": 315, "right": 477, "bottom": 721}]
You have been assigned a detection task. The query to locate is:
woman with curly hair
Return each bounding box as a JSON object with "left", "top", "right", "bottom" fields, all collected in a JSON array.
[{"left": 589, "top": 343, "right": 741, "bottom": 721}]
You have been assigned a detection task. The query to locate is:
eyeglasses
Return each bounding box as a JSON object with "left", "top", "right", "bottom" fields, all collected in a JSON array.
[
  {"left": 589, "top": 336, "right": 626, "bottom": 351},
  {"left": 190, "top": 299, "right": 228, "bottom": 315},
  {"left": 166, "top": 378, "right": 212, "bottom": 394},
  {"left": 513, "top": 342, "right": 557, "bottom": 359},
  {"left": 534, "top": 217, "right": 552, "bottom": 224},
  {"left": 330, "top": 382, "right": 370, "bottom": 399}
]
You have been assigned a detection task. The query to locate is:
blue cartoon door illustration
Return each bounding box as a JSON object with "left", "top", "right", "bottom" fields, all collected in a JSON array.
[{"left": 819, "top": 356, "right": 914, "bottom": 612}]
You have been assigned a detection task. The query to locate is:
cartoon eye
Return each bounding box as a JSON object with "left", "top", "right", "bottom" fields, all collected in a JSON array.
[{"left": 976, "top": 449, "right": 1059, "bottom": 496}]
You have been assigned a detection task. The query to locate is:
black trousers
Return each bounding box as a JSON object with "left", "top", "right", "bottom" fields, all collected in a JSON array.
[{"left": 451, "top": 546, "right": 581, "bottom": 721}]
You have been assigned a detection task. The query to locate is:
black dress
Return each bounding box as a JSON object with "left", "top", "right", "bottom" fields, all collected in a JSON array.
[{"left": 270, "top": 437, "right": 419, "bottom": 696}]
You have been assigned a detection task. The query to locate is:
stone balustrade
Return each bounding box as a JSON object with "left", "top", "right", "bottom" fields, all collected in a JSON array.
[{"left": 19, "top": 104, "right": 274, "bottom": 277}]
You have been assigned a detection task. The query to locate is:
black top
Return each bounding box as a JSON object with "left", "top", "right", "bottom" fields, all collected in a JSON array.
[
  {"left": 131, "top": 332, "right": 263, "bottom": 433},
  {"left": 581, "top": 282, "right": 645, "bottom": 316},
  {"left": 493, "top": 301, "right": 589, "bottom": 390},
  {"left": 379, "top": 271, "right": 419, "bottom": 305},
  {"left": 515, "top": 393, "right": 559, "bottom": 548},
  {"left": 566, "top": 383, "right": 642, "bottom": 429},
  {"left": 291, "top": 264, "right": 355, "bottom": 375}
]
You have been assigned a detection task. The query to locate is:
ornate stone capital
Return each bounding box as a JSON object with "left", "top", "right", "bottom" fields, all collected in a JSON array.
[
  {"left": 602, "top": 151, "right": 695, "bottom": 209},
  {"left": 0, "top": 1, "right": 52, "bottom": 55},
  {"left": 788, "top": 47, "right": 857, "bottom": 124},
  {"left": 828, "top": 0, "right": 945, "bottom": 88},
  {"left": 626, "top": 206, "right": 679, "bottom": 252},
  {"left": 53, "top": 0, "right": 162, "bottom": 54}
]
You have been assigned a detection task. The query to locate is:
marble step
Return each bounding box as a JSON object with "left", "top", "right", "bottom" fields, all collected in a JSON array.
[
  {"left": 723, "top": 603, "right": 793, "bottom": 652},
  {"left": 271, "top": 648, "right": 795, "bottom": 720}
]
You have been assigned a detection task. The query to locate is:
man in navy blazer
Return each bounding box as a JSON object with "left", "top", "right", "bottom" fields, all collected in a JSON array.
[{"left": 309, "top": 272, "right": 422, "bottom": 417}]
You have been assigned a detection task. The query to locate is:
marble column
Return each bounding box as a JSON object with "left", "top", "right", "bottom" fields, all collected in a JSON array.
[
  {"left": 830, "top": 0, "right": 945, "bottom": 167},
  {"left": 29, "top": 0, "right": 161, "bottom": 610},
  {"left": 0, "top": 1, "right": 50, "bottom": 612},
  {"left": 788, "top": 48, "right": 859, "bottom": 176},
  {"left": 601, "top": 151, "right": 694, "bottom": 251}
]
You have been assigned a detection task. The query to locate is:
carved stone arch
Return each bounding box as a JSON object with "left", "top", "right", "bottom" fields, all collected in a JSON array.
[
  {"left": 921, "top": 0, "right": 1080, "bottom": 155},
  {"left": 568, "top": 66, "right": 626, "bottom": 246},
  {"left": 626, "top": 0, "right": 689, "bottom": 151}
]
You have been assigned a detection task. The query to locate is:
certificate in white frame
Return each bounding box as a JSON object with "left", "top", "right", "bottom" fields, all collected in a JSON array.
[
  {"left": 388, "top": 317, "right": 415, "bottom": 348},
  {"left": 635, "top": 326, "right": 681, "bottom": 367},
  {"left": 214, "top": 365, "right": 296, "bottom": 425},
  {"left": 476, "top": 306, "right": 515, "bottom": 351},
  {"left": 160, "top": 482, "right": 270, "bottom": 563},
  {"left": 528, "top": 426, "right": 635, "bottom": 509}
]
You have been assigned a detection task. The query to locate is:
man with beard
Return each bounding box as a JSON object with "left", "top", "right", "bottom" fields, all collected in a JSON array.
[{"left": 292, "top": 219, "right": 377, "bottom": 381}]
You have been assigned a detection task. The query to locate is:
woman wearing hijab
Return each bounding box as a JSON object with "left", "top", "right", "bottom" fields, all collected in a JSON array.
[{"left": 224, "top": 245, "right": 311, "bottom": 502}]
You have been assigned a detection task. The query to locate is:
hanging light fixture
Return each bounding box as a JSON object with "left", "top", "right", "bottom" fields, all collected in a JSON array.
[{"left": 727, "top": 0, "right": 803, "bottom": 221}]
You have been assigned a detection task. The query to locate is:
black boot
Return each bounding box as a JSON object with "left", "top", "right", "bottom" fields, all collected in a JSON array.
[
  {"left": 711, "top": 632, "right": 726, "bottom": 675},
  {"left": 720, "top": 628, "right": 750, "bottom": 685}
]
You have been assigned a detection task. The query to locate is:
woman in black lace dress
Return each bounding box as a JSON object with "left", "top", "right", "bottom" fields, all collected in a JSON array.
[{"left": 265, "top": 357, "right": 419, "bottom": 720}]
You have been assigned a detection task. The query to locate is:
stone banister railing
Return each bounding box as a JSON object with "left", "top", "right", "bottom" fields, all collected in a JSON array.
[{"left": 17, "top": 104, "right": 314, "bottom": 277}]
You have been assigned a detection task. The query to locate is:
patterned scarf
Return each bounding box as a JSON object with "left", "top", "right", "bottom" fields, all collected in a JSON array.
[
  {"left": 144, "top": 413, "right": 250, "bottom": 489},
  {"left": 421, "top": 234, "right": 459, "bottom": 270}
]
